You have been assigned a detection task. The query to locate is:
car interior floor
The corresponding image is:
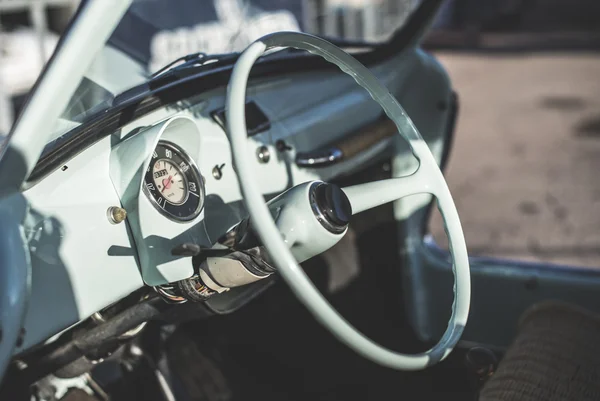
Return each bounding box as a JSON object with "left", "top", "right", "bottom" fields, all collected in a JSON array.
[{"left": 169, "top": 216, "right": 473, "bottom": 400}]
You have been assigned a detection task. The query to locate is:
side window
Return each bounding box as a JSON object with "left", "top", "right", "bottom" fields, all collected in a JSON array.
[{"left": 427, "top": 1, "right": 600, "bottom": 268}]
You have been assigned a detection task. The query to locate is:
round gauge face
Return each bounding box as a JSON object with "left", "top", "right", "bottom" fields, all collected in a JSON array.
[{"left": 143, "top": 141, "right": 205, "bottom": 222}]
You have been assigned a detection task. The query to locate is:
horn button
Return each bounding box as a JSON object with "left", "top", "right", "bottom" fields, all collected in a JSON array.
[{"left": 310, "top": 182, "right": 352, "bottom": 234}]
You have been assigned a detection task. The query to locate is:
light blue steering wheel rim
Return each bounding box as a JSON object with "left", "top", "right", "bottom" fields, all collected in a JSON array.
[{"left": 226, "top": 31, "right": 470, "bottom": 370}]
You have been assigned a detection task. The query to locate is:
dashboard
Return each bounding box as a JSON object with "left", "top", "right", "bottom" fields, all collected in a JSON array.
[{"left": 16, "top": 47, "right": 453, "bottom": 353}]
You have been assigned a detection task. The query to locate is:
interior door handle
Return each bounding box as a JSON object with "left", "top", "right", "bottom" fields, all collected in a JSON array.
[{"left": 295, "top": 117, "right": 397, "bottom": 167}]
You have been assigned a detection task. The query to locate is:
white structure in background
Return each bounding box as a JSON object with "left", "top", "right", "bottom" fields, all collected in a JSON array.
[
  {"left": 0, "top": 0, "right": 78, "bottom": 135},
  {"left": 150, "top": 0, "right": 421, "bottom": 71},
  {"left": 149, "top": 0, "right": 301, "bottom": 72},
  {"left": 303, "top": 0, "right": 420, "bottom": 42}
]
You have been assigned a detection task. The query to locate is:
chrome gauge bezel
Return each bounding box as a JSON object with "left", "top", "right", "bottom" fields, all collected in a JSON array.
[{"left": 142, "top": 141, "right": 205, "bottom": 222}]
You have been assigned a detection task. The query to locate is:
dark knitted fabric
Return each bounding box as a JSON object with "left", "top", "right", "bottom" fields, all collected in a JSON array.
[{"left": 480, "top": 302, "right": 600, "bottom": 401}]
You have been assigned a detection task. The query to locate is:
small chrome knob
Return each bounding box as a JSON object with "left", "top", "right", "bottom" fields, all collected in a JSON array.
[{"left": 256, "top": 146, "right": 270, "bottom": 164}]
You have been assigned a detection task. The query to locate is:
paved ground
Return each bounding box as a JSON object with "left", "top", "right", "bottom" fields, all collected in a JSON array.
[{"left": 429, "top": 51, "right": 600, "bottom": 268}]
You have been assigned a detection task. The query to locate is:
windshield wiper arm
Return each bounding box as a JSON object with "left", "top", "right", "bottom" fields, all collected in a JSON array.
[
  {"left": 149, "top": 34, "right": 377, "bottom": 79},
  {"left": 149, "top": 33, "right": 377, "bottom": 78},
  {"left": 114, "top": 52, "right": 240, "bottom": 106},
  {"left": 150, "top": 52, "right": 207, "bottom": 78},
  {"left": 119, "top": 37, "right": 377, "bottom": 106},
  {"left": 150, "top": 52, "right": 239, "bottom": 78}
]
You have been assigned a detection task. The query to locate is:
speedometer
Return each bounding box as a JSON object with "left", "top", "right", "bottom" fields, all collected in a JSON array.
[{"left": 143, "top": 141, "right": 205, "bottom": 222}]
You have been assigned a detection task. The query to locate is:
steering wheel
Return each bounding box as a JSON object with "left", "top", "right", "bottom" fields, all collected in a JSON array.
[{"left": 226, "top": 32, "right": 470, "bottom": 370}]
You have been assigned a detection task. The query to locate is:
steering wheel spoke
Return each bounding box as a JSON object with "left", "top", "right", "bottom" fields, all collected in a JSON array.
[{"left": 343, "top": 170, "right": 431, "bottom": 215}]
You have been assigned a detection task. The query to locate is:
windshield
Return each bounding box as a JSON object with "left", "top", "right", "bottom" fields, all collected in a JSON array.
[{"left": 48, "top": 0, "right": 419, "bottom": 149}]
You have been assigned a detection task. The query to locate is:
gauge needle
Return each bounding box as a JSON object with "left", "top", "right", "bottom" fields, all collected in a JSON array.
[{"left": 162, "top": 176, "right": 173, "bottom": 192}]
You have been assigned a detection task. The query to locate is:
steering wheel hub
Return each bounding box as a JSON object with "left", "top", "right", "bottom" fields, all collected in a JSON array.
[{"left": 310, "top": 182, "right": 352, "bottom": 234}]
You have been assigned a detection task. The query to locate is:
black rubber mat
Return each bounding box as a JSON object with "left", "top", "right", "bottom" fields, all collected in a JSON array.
[{"left": 480, "top": 302, "right": 600, "bottom": 401}]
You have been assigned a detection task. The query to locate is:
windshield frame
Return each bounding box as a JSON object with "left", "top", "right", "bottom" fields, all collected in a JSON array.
[
  {"left": 0, "top": 0, "right": 132, "bottom": 194},
  {"left": 24, "top": 0, "right": 444, "bottom": 187}
]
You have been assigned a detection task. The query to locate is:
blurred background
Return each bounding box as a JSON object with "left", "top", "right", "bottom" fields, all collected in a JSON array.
[
  {"left": 424, "top": 0, "right": 600, "bottom": 269},
  {"left": 1, "top": 0, "right": 599, "bottom": 267}
]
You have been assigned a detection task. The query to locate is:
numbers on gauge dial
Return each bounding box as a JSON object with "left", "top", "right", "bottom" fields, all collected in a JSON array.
[
  {"left": 143, "top": 141, "right": 204, "bottom": 222},
  {"left": 152, "top": 159, "right": 187, "bottom": 205}
]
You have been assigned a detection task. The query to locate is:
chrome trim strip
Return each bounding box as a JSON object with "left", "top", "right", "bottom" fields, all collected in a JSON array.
[{"left": 309, "top": 181, "right": 347, "bottom": 234}]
